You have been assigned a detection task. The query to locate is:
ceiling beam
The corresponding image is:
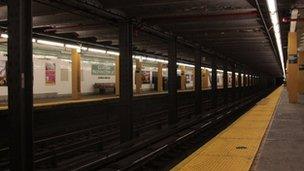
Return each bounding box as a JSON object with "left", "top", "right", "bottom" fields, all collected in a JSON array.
[{"left": 142, "top": 11, "right": 258, "bottom": 24}]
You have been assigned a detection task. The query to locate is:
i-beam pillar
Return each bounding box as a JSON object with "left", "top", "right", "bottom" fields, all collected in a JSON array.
[
  {"left": 195, "top": 50, "right": 202, "bottom": 115},
  {"left": 168, "top": 36, "right": 178, "bottom": 125},
  {"left": 238, "top": 65, "right": 242, "bottom": 98},
  {"left": 231, "top": 63, "right": 236, "bottom": 101},
  {"left": 223, "top": 58, "right": 228, "bottom": 105},
  {"left": 119, "top": 21, "right": 133, "bottom": 143},
  {"left": 8, "top": 0, "right": 34, "bottom": 170},
  {"left": 211, "top": 56, "right": 217, "bottom": 108}
]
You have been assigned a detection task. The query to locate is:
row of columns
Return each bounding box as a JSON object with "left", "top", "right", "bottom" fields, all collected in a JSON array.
[
  {"left": 70, "top": 49, "right": 254, "bottom": 99},
  {"left": 7, "top": 2, "right": 261, "bottom": 168}
]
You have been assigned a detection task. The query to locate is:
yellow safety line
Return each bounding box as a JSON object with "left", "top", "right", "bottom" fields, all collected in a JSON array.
[{"left": 172, "top": 86, "right": 283, "bottom": 171}]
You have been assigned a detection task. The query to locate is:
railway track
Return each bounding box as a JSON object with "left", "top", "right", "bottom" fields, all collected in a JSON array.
[
  {"left": 0, "top": 87, "right": 262, "bottom": 170},
  {"left": 75, "top": 88, "right": 271, "bottom": 171}
]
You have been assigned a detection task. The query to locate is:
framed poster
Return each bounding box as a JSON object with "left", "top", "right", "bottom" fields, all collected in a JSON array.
[
  {"left": 60, "top": 68, "right": 69, "bottom": 81},
  {"left": 0, "top": 60, "right": 7, "bottom": 86},
  {"left": 142, "top": 70, "right": 150, "bottom": 84},
  {"left": 45, "top": 62, "right": 56, "bottom": 85},
  {"left": 186, "top": 74, "right": 189, "bottom": 83}
]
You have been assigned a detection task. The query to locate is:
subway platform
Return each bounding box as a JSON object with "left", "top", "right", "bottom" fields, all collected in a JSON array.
[
  {"left": 252, "top": 88, "right": 304, "bottom": 171},
  {"left": 172, "top": 86, "right": 304, "bottom": 171}
]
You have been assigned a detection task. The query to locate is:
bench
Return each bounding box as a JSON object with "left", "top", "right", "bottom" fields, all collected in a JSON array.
[{"left": 93, "top": 83, "right": 115, "bottom": 94}]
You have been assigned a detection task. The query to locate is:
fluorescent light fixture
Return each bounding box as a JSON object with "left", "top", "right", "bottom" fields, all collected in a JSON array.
[
  {"left": 145, "top": 57, "right": 156, "bottom": 62},
  {"left": 45, "top": 56, "right": 58, "bottom": 60},
  {"left": 33, "top": 55, "right": 45, "bottom": 59},
  {"left": 1, "top": 34, "right": 8, "bottom": 39},
  {"left": 177, "top": 62, "right": 194, "bottom": 68},
  {"left": 133, "top": 55, "right": 142, "bottom": 59},
  {"left": 65, "top": 44, "right": 88, "bottom": 51},
  {"left": 217, "top": 69, "right": 224, "bottom": 73},
  {"left": 62, "top": 59, "right": 71, "bottom": 63},
  {"left": 155, "top": 59, "right": 168, "bottom": 63},
  {"left": 37, "top": 39, "right": 64, "bottom": 47},
  {"left": 266, "top": 0, "right": 286, "bottom": 77},
  {"left": 206, "top": 68, "right": 212, "bottom": 71},
  {"left": 88, "top": 48, "right": 106, "bottom": 54},
  {"left": 1, "top": 34, "right": 36, "bottom": 43},
  {"left": 106, "top": 50, "right": 119, "bottom": 56}
]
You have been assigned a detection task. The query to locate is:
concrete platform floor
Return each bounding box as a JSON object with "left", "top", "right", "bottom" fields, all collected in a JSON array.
[
  {"left": 0, "top": 90, "right": 174, "bottom": 110},
  {"left": 252, "top": 87, "right": 304, "bottom": 171}
]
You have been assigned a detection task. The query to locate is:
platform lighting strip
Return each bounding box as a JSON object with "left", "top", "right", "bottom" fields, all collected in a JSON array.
[
  {"left": 1, "top": 33, "right": 239, "bottom": 73},
  {"left": 266, "top": 0, "right": 286, "bottom": 77}
]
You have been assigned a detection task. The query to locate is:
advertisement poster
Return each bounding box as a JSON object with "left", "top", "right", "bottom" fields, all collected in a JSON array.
[
  {"left": 45, "top": 62, "right": 56, "bottom": 85},
  {"left": 142, "top": 70, "right": 150, "bottom": 84},
  {"left": 0, "top": 60, "right": 7, "bottom": 86},
  {"left": 186, "top": 74, "right": 190, "bottom": 84}
]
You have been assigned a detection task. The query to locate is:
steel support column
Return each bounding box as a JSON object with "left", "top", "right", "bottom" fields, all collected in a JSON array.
[
  {"left": 243, "top": 70, "right": 247, "bottom": 97},
  {"left": 238, "top": 66, "right": 242, "bottom": 98},
  {"left": 223, "top": 58, "right": 228, "bottom": 105},
  {"left": 211, "top": 56, "right": 217, "bottom": 108},
  {"left": 195, "top": 50, "right": 202, "bottom": 115},
  {"left": 119, "top": 21, "right": 133, "bottom": 143},
  {"left": 8, "top": 0, "right": 33, "bottom": 170},
  {"left": 243, "top": 70, "right": 247, "bottom": 88},
  {"left": 168, "top": 36, "right": 178, "bottom": 125},
  {"left": 231, "top": 63, "right": 236, "bottom": 101}
]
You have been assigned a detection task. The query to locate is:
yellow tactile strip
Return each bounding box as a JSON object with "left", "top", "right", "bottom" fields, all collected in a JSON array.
[{"left": 172, "top": 86, "right": 283, "bottom": 171}]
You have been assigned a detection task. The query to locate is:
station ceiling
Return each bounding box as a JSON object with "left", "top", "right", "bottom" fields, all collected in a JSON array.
[{"left": 0, "top": 0, "right": 297, "bottom": 76}]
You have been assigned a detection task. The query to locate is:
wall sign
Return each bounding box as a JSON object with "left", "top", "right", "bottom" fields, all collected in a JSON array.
[
  {"left": 91, "top": 64, "right": 114, "bottom": 75},
  {"left": 289, "top": 55, "right": 298, "bottom": 64}
]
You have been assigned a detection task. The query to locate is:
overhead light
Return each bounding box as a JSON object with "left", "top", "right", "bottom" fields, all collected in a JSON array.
[
  {"left": 106, "top": 50, "right": 119, "bottom": 56},
  {"left": 206, "top": 68, "right": 212, "bottom": 71},
  {"left": 266, "top": 0, "right": 277, "bottom": 13},
  {"left": 62, "top": 59, "right": 72, "bottom": 62},
  {"left": 37, "top": 39, "right": 64, "bottom": 47},
  {"left": 65, "top": 44, "right": 88, "bottom": 52},
  {"left": 88, "top": 48, "right": 106, "bottom": 54},
  {"left": 177, "top": 62, "right": 194, "bottom": 68},
  {"left": 1, "top": 34, "right": 36, "bottom": 43},
  {"left": 145, "top": 57, "right": 156, "bottom": 62},
  {"left": 155, "top": 59, "right": 168, "bottom": 63},
  {"left": 133, "top": 55, "right": 142, "bottom": 59},
  {"left": 1, "top": 34, "right": 8, "bottom": 39},
  {"left": 45, "top": 56, "right": 58, "bottom": 59},
  {"left": 266, "top": 0, "right": 286, "bottom": 78}
]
